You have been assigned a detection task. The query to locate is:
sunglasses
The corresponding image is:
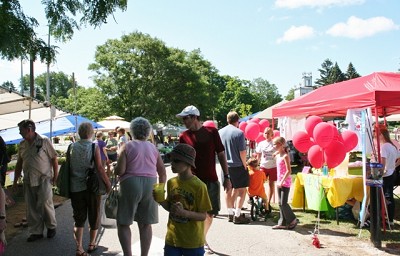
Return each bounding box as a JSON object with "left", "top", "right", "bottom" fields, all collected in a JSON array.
[{"left": 172, "top": 159, "right": 183, "bottom": 163}]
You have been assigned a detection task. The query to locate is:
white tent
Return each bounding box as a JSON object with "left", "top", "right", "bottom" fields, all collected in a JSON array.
[
  {"left": 98, "top": 116, "right": 131, "bottom": 131},
  {"left": 254, "top": 100, "right": 287, "bottom": 119}
]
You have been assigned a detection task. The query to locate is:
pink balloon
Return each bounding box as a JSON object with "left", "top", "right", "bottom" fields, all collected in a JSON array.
[
  {"left": 249, "top": 118, "right": 260, "bottom": 124},
  {"left": 308, "top": 145, "right": 324, "bottom": 169},
  {"left": 245, "top": 122, "right": 260, "bottom": 141},
  {"left": 239, "top": 122, "right": 247, "bottom": 133},
  {"left": 259, "top": 119, "right": 270, "bottom": 131},
  {"left": 341, "top": 130, "right": 358, "bottom": 152},
  {"left": 324, "top": 140, "right": 346, "bottom": 168},
  {"left": 305, "top": 116, "right": 323, "bottom": 136},
  {"left": 273, "top": 130, "right": 280, "bottom": 138},
  {"left": 203, "top": 120, "right": 216, "bottom": 128},
  {"left": 313, "top": 122, "right": 334, "bottom": 149},
  {"left": 292, "top": 131, "right": 314, "bottom": 153},
  {"left": 256, "top": 132, "right": 265, "bottom": 143}
]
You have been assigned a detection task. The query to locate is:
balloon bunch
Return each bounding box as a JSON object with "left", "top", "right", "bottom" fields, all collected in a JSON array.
[
  {"left": 292, "top": 116, "right": 358, "bottom": 169},
  {"left": 238, "top": 118, "right": 280, "bottom": 143}
]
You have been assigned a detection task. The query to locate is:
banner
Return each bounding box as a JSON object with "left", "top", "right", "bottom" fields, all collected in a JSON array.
[{"left": 303, "top": 174, "right": 328, "bottom": 211}]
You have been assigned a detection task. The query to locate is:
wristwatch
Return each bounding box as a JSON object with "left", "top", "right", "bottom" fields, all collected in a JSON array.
[
  {"left": 224, "top": 174, "right": 230, "bottom": 179},
  {"left": 0, "top": 216, "right": 5, "bottom": 220}
]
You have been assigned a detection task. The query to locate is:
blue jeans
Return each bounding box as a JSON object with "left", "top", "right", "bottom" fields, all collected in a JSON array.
[{"left": 164, "top": 244, "right": 205, "bottom": 256}]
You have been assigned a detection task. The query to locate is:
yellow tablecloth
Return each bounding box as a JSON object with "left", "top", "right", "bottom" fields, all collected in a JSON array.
[{"left": 292, "top": 173, "right": 364, "bottom": 209}]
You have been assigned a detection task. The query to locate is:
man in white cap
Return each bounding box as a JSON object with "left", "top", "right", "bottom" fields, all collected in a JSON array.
[{"left": 176, "top": 105, "right": 231, "bottom": 254}]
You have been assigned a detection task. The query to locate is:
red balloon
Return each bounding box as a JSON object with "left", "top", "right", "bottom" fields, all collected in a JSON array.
[
  {"left": 292, "top": 131, "right": 314, "bottom": 153},
  {"left": 203, "top": 120, "right": 216, "bottom": 128},
  {"left": 245, "top": 122, "right": 260, "bottom": 141},
  {"left": 259, "top": 119, "right": 270, "bottom": 131},
  {"left": 256, "top": 132, "right": 265, "bottom": 143},
  {"left": 308, "top": 145, "right": 324, "bottom": 168},
  {"left": 324, "top": 140, "right": 346, "bottom": 168},
  {"left": 249, "top": 118, "right": 260, "bottom": 124},
  {"left": 239, "top": 122, "right": 247, "bottom": 133},
  {"left": 273, "top": 130, "right": 280, "bottom": 138},
  {"left": 313, "top": 122, "right": 334, "bottom": 149},
  {"left": 341, "top": 130, "right": 358, "bottom": 152},
  {"left": 305, "top": 116, "right": 323, "bottom": 136}
]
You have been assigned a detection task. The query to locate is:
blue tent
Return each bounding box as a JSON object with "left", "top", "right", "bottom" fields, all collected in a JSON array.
[
  {"left": 239, "top": 111, "right": 262, "bottom": 122},
  {"left": 0, "top": 115, "right": 103, "bottom": 144}
]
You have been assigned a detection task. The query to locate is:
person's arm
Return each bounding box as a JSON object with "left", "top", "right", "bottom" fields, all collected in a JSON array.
[
  {"left": 217, "top": 151, "right": 231, "bottom": 191},
  {"left": 156, "top": 154, "right": 167, "bottom": 184},
  {"left": 240, "top": 150, "right": 247, "bottom": 168},
  {"left": 170, "top": 202, "right": 207, "bottom": 221},
  {"left": 51, "top": 156, "right": 58, "bottom": 185},
  {"left": 13, "top": 154, "right": 23, "bottom": 191},
  {"left": 114, "top": 144, "right": 126, "bottom": 176},
  {"left": 94, "top": 146, "right": 111, "bottom": 192},
  {"left": 102, "top": 146, "right": 110, "bottom": 164}
]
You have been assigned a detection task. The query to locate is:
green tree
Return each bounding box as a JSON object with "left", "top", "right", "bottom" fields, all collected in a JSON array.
[
  {"left": 0, "top": 0, "right": 127, "bottom": 61},
  {"left": 89, "top": 32, "right": 220, "bottom": 124},
  {"left": 315, "top": 58, "right": 334, "bottom": 87},
  {"left": 285, "top": 88, "right": 295, "bottom": 101},
  {"left": 215, "top": 76, "right": 254, "bottom": 126},
  {"left": 249, "top": 77, "right": 282, "bottom": 111},
  {"left": 329, "top": 62, "right": 345, "bottom": 84},
  {"left": 57, "top": 87, "right": 111, "bottom": 121},
  {"left": 29, "top": 72, "right": 75, "bottom": 104},
  {"left": 1, "top": 81, "right": 16, "bottom": 91},
  {"left": 345, "top": 62, "right": 361, "bottom": 80}
]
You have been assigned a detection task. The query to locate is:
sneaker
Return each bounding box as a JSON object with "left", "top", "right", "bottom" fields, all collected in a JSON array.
[
  {"left": 204, "top": 243, "right": 215, "bottom": 254},
  {"left": 233, "top": 214, "right": 250, "bottom": 224},
  {"left": 228, "top": 214, "right": 233, "bottom": 222}
]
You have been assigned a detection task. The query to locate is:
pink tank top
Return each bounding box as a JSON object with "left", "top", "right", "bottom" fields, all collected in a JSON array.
[{"left": 276, "top": 154, "right": 291, "bottom": 188}]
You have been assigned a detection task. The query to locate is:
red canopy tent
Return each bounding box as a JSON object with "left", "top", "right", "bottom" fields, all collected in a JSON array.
[{"left": 272, "top": 72, "right": 400, "bottom": 118}]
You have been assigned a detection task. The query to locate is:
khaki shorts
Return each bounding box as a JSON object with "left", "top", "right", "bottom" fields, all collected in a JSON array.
[{"left": 117, "top": 176, "right": 158, "bottom": 225}]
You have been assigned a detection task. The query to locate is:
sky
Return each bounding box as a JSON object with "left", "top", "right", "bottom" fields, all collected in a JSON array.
[{"left": 0, "top": 0, "right": 399, "bottom": 97}]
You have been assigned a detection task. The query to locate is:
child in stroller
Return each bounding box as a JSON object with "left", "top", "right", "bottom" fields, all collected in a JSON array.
[{"left": 247, "top": 157, "right": 268, "bottom": 221}]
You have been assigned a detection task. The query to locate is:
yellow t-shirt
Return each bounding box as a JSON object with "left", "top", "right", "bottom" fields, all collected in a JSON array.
[{"left": 165, "top": 176, "right": 212, "bottom": 248}]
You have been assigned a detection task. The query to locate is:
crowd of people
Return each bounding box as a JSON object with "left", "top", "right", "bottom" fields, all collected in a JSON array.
[{"left": 0, "top": 105, "right": 398, "bottom": 256}]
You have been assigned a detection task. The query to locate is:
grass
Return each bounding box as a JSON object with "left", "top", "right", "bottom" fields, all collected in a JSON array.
[{"left": 286, "top": 163, "right": 400, "bottom": 251}]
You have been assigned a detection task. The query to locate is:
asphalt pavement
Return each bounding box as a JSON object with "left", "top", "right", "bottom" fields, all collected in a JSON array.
[{"left": 4, "top": 164, "right": 390, "bottom": 256}]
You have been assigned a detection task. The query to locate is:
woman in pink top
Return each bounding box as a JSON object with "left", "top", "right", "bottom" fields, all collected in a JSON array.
[
  {"left": 115, "top": 117, "right": 167, "bottom": 256},
  {"left": 272, "top": 136, "right": 297, "bottom": 230}
]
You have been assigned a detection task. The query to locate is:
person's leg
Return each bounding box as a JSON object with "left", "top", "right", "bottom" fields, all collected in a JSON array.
[
  {"left": 234, "top": 187, "right": 247, "bottom": 214},
  {"left": 87, "top": 194, "right": 101, "bottom": 249},
  {"left": 24, "top": 184, "right": 44, "bottom": 235},
  {"left": 74, "top": 227, "right": 85, "bottom": 253},
  {"left": 267, "top": 180, "right": 275, "bottom": 209},
  {"left": 118, "top": 224, "right": 132, "bottom": 256},
  {"left": 138, "top": 222, "right": 152, "bottom": 256},
  {"left": 280, "top": 187, "right": 296, "bottom": 226},
  {"left": 41, "top": 178, "right": 57, "bottom": 231},
  {"left": 277, "top": 187, "right": 285, "bottom": 226},
  {"left": 225, "top": 186, "right": 235, "bottom": 221},
  {"left": 383, "top": 176, "right": 395, "bottom": 223}
]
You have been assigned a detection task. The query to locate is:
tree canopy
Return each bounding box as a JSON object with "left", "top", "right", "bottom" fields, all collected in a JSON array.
[{"left": 0, "top": 0, "right": 127, "bottom": 61}]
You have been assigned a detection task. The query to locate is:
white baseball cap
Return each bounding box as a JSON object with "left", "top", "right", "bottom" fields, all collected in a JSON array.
[{"left": 176, "top": 105, "right": 200, "bottom": 117}]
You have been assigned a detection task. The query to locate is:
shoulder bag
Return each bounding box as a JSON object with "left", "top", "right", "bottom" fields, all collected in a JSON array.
[
  {"left": 86, "top": 143, "right": 107, "bottom": 195},
  {"left": 105, "top": 172, "right": 119, "bottom": 219},
  {"left": 56, "top": 144, "right": 72, "bottom": 198}
]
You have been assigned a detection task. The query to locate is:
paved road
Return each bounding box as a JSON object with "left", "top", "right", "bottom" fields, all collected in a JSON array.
[{"left": 4, "top": 164, "right": 390, "bottom": 256}]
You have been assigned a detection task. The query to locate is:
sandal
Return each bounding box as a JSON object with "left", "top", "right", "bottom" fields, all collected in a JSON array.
[
  {"left": 76, "top": 249, "right": 88, "bottom": 256},
  {"left": 288, "top": 219, "right": 298, "bottom": 230},
  {"left": 88, "top": 243, "right": 97, "bottom": 253},
  {"left": 272, "top": 225, "right": 287, "bottom": 229}
]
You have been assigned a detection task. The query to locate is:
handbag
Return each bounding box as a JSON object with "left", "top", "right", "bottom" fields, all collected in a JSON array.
[
  {"left": 105, "top": 174, "right": 119, "bottom": 219},
  {"left": 86, "top": 143, "right": 107, "bottom": 195},
  {"left": 56, "top": 144, "right": 72, "bottom": 198}
]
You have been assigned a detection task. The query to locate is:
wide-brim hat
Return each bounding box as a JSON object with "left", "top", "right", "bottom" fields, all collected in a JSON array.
[{"left": 167, "top": 144, "right": 196, "bottom": 168}]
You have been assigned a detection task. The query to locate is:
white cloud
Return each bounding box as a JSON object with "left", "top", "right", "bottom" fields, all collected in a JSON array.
[
  {"left": 275, "top": 0, "right": 364, "bottom": 9},
  {"left": 326, "top": 16, "right": 399, "bottom": 39},
  {"left": 276, "top": 25, "right": 315, "bottom": 44}
]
